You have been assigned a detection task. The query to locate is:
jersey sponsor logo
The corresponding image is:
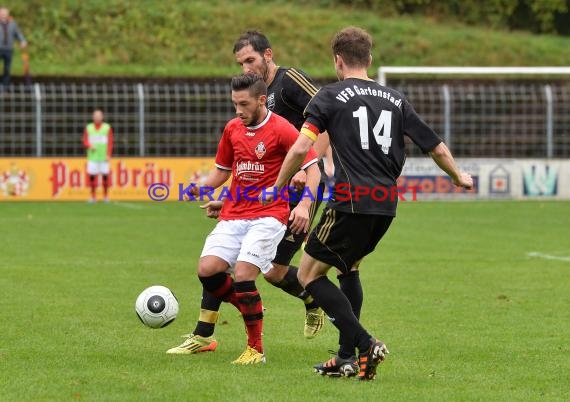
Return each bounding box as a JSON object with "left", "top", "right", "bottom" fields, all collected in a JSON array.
[
  {"left": 236, "top": 160, "right": 265, "bottom": 179},
  {"left": 254, "top": 142, "right": 266, "bottom": 159},
  {"left": 245, "top": 131, "right": 256, "bottom": 137},
  {"left": 267, "top": 92, "right": 275, "bottom": 110}
]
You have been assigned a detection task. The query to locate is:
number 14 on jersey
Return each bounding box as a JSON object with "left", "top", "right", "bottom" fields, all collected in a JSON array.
[{"left": 353, "top": 106, "right": 392, "bottom": 154}]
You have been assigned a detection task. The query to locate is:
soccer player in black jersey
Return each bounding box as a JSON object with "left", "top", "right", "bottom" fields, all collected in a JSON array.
[
  {"left": 269, "top": 27, "right": 473, "bottom": 380},
  {"left": 167, "top": 31, "right": 332, "bottom": 355}
]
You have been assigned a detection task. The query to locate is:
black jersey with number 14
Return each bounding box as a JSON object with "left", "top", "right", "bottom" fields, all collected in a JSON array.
[{"left": 304, "top": 78, "right": 442, "bottom": 216}]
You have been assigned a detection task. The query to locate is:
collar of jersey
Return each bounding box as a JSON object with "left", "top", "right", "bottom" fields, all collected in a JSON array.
[{"left": 246, "top": 110, "right": 272, "bottom": 130}]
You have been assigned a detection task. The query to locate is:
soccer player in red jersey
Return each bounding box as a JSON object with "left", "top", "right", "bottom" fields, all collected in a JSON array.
[
  {"left": 169, "top": 31, "right": 327, "bottom": 357},
  {"left": 175, "top": 73, "right": 318, "bottom": 364}
]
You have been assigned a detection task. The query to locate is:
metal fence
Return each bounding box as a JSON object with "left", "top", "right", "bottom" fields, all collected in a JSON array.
[
  {"left": 392, "top": 81, "right": 570, "bottom": 158},
  {"left": 0, "top": 81, "right": 569, "bottom": 158}
]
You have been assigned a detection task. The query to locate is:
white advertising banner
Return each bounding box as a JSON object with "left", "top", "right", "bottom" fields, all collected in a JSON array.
[{"left": 400, "top": 158, "right": 570, "bottom": 200}]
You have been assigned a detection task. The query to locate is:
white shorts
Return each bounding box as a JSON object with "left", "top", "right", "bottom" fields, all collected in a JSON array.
[
  {"left": 87, "top": 161, "right": 110, "bottom": 175},
  {"left": 201, "top": 217, "right": 286, "bottom": 274}
]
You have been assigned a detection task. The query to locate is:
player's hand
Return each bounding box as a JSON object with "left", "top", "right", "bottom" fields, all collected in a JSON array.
[
  {"left": 259, "top": 190, "right": 275, "bottom": 205},
  {"left": 183, "top": 185, "right": 201, "bottom": 201},
  {"left": 454, "top": 172, "right": 473, "bottom": 189},
  {"left": 200, "top": 201, "right": 223, "bottom": 218},
  {"left": 289, "top": 204, "right": 310, "bottom": 235},
  {"left": 290, "top": 170, "right": 307, "bottom": 191}
]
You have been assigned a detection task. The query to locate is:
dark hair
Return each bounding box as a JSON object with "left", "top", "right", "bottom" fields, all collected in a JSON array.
[
  {"left": 331, "top": 27, "right": 373, "bottom": 68},
  {"left": 231, "top": 73, "right": 267, "bottom": 98},
  {"left": 232, "top": 30, "right": 271, "bottom": 55}
]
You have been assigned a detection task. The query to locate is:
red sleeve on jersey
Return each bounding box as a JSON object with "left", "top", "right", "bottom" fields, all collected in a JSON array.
[
  {"left": 301, "top": 146, "right": 318, "bottom": 170},
  {"left": 83, "top": 128, "right": 90, "bottom": 149},
  {"left": 107, "top": 128, "right": 114, "bottom": 157},
  {"left": 215, "top": 125, "right": 234, "bottom": 170}
]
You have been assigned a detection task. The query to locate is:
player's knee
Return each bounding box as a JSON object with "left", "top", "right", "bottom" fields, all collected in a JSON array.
[
  {"left": 197, "top": 258, "right": 222, "bottom": 277},
  {"left": 234, "top": 270, "right": 257, "bottom": 282},
  {"left": 263, "top": 264, "right": 287, "bottom": 284}
]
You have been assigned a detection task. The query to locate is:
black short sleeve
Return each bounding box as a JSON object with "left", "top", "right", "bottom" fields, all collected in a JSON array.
[
  {"left": 303, "top": 89, "right": 329, "bottom": 133},
  {"left": 282, "top": 68, "right": 319, "bottom": 112},
  {"left": 403, "top": 99, "right": 443, "bottom": 153}
]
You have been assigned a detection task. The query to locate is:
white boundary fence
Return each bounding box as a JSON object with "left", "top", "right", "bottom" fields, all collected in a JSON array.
[
  {"left": 378, "top": 66, "right": 570, "bottom": 159},
  {"left": 0, "top": 72, "right": 569, "bottom": 158}
]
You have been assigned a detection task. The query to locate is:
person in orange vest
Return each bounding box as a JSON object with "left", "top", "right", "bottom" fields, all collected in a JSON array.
[{"left": 83, "top": 109, "right": 114, "bottom": 203}]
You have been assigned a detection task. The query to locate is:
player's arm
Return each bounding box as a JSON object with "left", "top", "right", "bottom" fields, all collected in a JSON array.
[
  {"left": 312, "top": 131, "right": 330, "bottom": 159},
  {"left": 428, "top": 143, "right": 472, "bottom": 189},
  {"left": 184, "top": 167, "right": 231, "bottom": 203},
  {"left": 107, "top": 128, "right": 114, "bottom": 160},
  {"left": 289, "top": 161, "right": 320, "bottom": 234},
  {"left": 274, "top": 126, "right": 316, "bottom": 192},
  {"left": 403, "top": 99, "right": 472, "bottom": 189},
  {"left": 186, "top": 124, "right": 233, "bottom": 201},
  {"left": 203, "top": 168, "right": 231, "bottom": 189},
  {"left": 195, "top": 168, "right": 231, "bottom": 214},
  {"left": 14, "top": 22, "right": 27, "bottom": 47},
  {"left": 323, "top": 140, "right": 334, "bottom": 178},
  {"left": 83, "top": 129, "right": 92, "bottom": 150},
  {"left": 289, "top": 130, "right": 331, "bottom": 190}
]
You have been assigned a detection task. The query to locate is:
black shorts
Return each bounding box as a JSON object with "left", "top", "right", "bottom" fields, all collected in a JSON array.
[
  {"left": 272, "top": 184, "right": 324, "bottom": 266},
  {"left": 304, "top": 207, "right": 393, "bottom": 274}
]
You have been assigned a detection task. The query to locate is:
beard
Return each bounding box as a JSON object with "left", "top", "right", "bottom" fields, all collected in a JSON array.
[
  {"left": 249, "top": 107, "right": 261, "bottom": 126},
  {"left": 259, "top": 61, "right": 270, "bottom": 83}
]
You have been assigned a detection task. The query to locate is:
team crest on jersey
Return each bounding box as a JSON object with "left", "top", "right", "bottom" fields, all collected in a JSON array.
[
  {"left": 254, "top": 142, "right": 266, "bottom": 159},
  {"left": 267, "top": 92, "right": 275, "bottom": 110}
]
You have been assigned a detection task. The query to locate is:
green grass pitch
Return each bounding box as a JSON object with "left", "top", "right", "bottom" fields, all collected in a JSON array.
[{"left": 1, "top": 201, "right": 569, "bottom": 401}]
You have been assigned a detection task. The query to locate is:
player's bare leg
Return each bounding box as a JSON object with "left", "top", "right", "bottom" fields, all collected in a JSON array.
[{"left": 88, "top": 174, "right": 97, "bottom": 203}]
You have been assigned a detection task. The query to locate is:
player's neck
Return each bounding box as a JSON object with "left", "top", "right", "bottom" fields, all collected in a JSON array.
[
  {"left": 266, "top": 63, "right": 278, "bottom": 86},
  {"left": 342, "top": 68, "right": 373, "bottom": 81},
  {"left": 252, "top": 107, "right": 269, "bottom": 127}
]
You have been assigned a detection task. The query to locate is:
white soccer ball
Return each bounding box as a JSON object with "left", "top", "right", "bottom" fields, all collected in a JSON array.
[{"left": 135, "top": 285, "right": 179, "bottom": 328}]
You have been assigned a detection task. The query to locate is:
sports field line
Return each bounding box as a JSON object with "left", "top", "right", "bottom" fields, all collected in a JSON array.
[
  {"left": 110, "top": 202, "right": 146, "bottom": 210},
  {"left": 527, "top": 251, "right": 570, "bottom": 262}
]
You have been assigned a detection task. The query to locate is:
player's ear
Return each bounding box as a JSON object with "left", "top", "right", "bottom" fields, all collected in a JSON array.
[
  {"left": 367, "top": 54, "right": 372, "bottom": 68},
  {"left": 264, "top": 48, "right": 273, "bottom": 63},
  {"left": 334, "top": 54, "right": 342, "bottom": 68},
  {"left": 259, "top": 94, "right": 267, "bottom": 106}
]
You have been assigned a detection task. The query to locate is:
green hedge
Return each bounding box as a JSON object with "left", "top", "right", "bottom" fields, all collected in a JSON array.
[{"left": 5, "top": 0, "right": 570, "bottom": 77}]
